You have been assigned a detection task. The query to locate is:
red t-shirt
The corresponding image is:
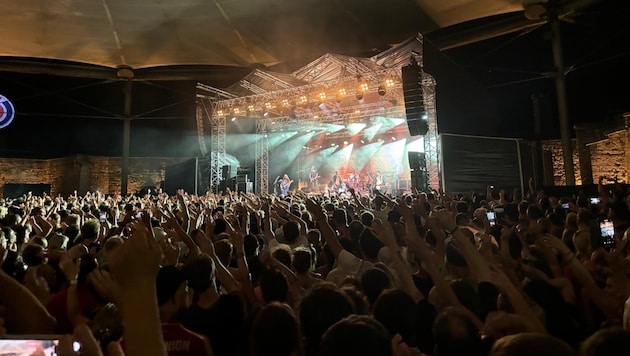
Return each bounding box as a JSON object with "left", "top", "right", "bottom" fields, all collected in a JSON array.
[
  {"left": 46, "top": 285, "right": 103, "bottom": 334},
  {"left": 161, "top": 323, "right": 213, "bottom": 356}
]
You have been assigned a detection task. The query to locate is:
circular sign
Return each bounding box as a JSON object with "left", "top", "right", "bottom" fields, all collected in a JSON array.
[{"left": 0, "top": 94, "right": 16, "bottom": 129}]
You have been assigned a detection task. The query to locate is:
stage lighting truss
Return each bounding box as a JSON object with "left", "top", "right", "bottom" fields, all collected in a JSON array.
[
  {"left": 210, "top": 67, "right": 403, "bottom": 122},
  {"left": 199, "top": 34, "right": 441, "bottom": 193}
]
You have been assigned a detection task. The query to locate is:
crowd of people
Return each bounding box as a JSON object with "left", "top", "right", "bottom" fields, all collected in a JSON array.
[{"left": 1, "top": 178, "right": 630, "bottom": 355}]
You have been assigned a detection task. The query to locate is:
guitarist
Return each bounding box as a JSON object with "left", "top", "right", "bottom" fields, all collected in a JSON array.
[
  {"left": 280, "top": 174, "right": 293, "bottom": 197},
  {"left": 308, "top": 165, "right": 320, "bottom": 192}
]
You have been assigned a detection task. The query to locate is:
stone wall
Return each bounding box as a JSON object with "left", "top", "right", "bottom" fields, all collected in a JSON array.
[
  {"left": 544, "top": 128, "right": 630, "bottom": 186},
  {"left": 542, "top": 139, "right": 582, "bottom": 186},
  {"left": 0, "top": 155, "right": 192, "bottom": 197},
  {"left": 590, "top": 130, "right": 628, "bottom": 183},
  {"left": 0, "top": 157, "right": 54, "bottom": 192}
]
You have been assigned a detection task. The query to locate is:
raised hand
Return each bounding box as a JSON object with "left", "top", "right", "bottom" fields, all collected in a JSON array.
[
  {"left": 542, "top": 233, "right": 571, "bottom": 255},
  {"left": 371, "top": 218, "right": 397, "bottom": 248},
  {"left": 89, "top": 268, "right": 122, "bottom": 304},
  {"left": 159, "top": 238, "right": 181, "bottom": 266},
  {"left": 107, "top": 218, "right": 161, "bottom": 290}
]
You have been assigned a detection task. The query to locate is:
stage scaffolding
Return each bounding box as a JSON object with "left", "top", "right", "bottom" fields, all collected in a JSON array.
[
  {"left": 198, "top": 34, "right": 440, "bottom": 194},
  {"left": 197, "top": 84, "right": 236, "bottom": 192}
]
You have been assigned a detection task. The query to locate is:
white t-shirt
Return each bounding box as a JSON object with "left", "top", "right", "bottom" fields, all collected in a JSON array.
[{"left": 325, "top": 249, "right": 374, "bottom": 286}]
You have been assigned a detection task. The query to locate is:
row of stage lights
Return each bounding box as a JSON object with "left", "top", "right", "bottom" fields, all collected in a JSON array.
[
  {"left": 215, "top": 75, "right": 397, "bottom": 118},
  {"left": 301, "top": 136, "right": 395, "bottom": 150}
]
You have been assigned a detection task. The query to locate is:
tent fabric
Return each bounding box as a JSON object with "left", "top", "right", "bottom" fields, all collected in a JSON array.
[{"left": 0, "top": 0, "right": 524, "bottom": 70}]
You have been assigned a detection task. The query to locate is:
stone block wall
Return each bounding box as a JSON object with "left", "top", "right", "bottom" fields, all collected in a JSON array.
[
  {"left": 0, "top": 155, "right": 192, "bottom": 197},
  {"left": 0, "top": 157, "right": 54, "bottom": 194},
  {"left": 544, "top": 129, "right": 630, "bottom": 186},
  {"left": 589, "top": 130, "right": 628, "bottom": 183},
  {"left": 542, "top": 140, "right": 582, "bottom": 186}
]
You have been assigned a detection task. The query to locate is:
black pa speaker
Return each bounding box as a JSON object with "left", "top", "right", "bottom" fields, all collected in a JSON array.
[
  {"left": 402, "top": 62, "right": 428, "bottom": 136},
  {"left": 408, "top": 152, "right": 426, "bottom": 170},
  {"left": 408, "top": 152, "right": 428, "bottom": 191}
]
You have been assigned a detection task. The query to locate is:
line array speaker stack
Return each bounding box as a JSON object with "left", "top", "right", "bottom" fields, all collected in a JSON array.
[
  {"left": 401, "top": 59, "right": 428, "bottom": 136},
  {"left": 408, "top": 152, "right": 428, "bottom": 192}
]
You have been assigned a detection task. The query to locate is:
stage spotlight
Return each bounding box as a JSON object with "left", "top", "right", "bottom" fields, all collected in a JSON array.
[
  {"left": 282, "top": 99, "right": 290, "bottom": 107},
  {"left": 217, "top": 110, "right": 224, "bottom": 117},
  {"left": 385, "top": 77, "right": 395, "bottom": 87},
  {"left": 231, "top": 117, "right": 237, "bottom": 121},
  {"left": 233, "top": 107, "right": 240, "bottom": 115},
  {"left": 319, "top": 92, "right": 327, "bottom": 101},
  {"left": 337, "top": 88, "right": 346, "bottom": 103},
  {"left": 378, "top": 84, "right": 386, "bottom": 96},
  {"left": 356, "top": 75, "right": 367, "bottom": 100},
  {"left": 263, "top": 112, "right": 269, "bottom": 117},
  {"left": 265, "top": 102, "right": 273, "bottom": 110},
  {"left": 343, "top": 141, "right": 348, "bottom": 146},
  {"left": 360, "top": 140, "right": 365, "bottom": 144}
]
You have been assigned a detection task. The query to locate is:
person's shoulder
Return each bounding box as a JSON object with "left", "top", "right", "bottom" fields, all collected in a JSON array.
[
  {"left": 162, "top": 322, "right": 208, "bottom": 340},
  {"left": 162, "top": 323, "right": 212, "bottom": 355}
]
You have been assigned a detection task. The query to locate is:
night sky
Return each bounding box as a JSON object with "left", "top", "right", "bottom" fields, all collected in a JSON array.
[{"left": 0, "top": 0, "right": 628, "bottom": 159}]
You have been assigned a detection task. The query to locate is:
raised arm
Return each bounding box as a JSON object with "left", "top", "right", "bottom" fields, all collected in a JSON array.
[
  {"left": 304, "top": 198, "right": 343, "bottom": 258},
  {"left": 194, "top": 231, "right": 240, "bottom": 294},
  {"left": 544, "top": 234, "right": 624, "bottom": 319},
  {"left": 160, "top": 207, "right": 201, "bottom": 258},
  {"left": 106, "top": 216, "right": 167, "bottom": 356},
  {"left": 0, "top": 269, "right": 56, "bottom": 333},
  {"left": 397, "top": 202, "right": 460, "bottom": 307},
  {"left": 372, "top": 218, "right": 423, "bottom": 303}
]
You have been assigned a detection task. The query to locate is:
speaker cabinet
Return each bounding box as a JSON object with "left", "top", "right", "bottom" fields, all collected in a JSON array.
[
  {"left": 408, "top": 152, "right": 426, "bottom": 170},
  {"left": 402, "top": 63, "right": 428, "bottom": 136}
]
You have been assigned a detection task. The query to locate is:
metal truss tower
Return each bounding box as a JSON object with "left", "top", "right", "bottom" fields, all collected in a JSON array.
[
  {"left": 196, "top": 83, "right": 236, "bottom": 193},
  {"left": 422, "top": 75, "right": 440, "bottom": 191},
  {"left": 255, "top": 119, "right": 269, "bottom": 194}
]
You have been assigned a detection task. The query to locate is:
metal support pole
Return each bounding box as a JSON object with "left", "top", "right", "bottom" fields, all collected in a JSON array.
[
  {"left": 121, "top": 80, "right": 132, "bottom": 195},
  {"left": 531, "top": 94, "right": 544, "bottom": 187},
  {"left": 550, "top": 12, "right": 575, "bottom": 185}
]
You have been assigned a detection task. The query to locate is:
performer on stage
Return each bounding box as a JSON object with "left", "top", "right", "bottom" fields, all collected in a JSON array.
[
  {"left": 374, "top": 170, "right": 384, "bottom": 191},
  {"left": 280, "top": 174, "right": 293, "bottom": 197},
  {"left": 330, "top": 171, "right": 339, "bottom": 190},
  {"left": 309, "top": 165, "right": 320, "bottom": 192}
]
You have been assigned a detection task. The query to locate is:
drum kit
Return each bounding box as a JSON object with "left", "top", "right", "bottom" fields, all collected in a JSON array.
[{"left": 327, "top": 171, "right": 386, "bottom": 194}]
